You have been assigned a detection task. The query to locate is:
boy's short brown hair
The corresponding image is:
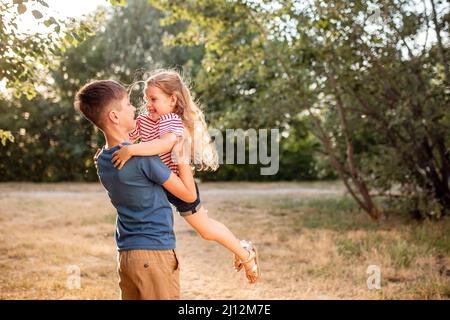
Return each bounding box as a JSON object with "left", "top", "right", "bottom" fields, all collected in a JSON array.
[{"left": 74, "top": 80, "right": 127, "bottom": 130}]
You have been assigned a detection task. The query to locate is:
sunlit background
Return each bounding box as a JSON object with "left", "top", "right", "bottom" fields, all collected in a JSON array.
[
  {"left": 1, "top": 0, "right": 449, "bottom": 299},
  {"left": 16, "top": 0, "right": 105, "bottom": 33}
]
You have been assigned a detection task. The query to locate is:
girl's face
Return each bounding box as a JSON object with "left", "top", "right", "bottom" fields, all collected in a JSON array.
[{"left": 144, "top": 85, "right": 176, "bottom": 121}]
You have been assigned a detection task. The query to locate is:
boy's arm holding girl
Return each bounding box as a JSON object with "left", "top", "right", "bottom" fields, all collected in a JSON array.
[
  {"left": 112, "top": 130, "right": 196, "bottom": 203},
  {"left": 162, "top": 132, "right": 196, "bottom": 203}
]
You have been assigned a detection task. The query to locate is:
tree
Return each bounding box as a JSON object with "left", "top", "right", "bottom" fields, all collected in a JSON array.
[
  {"left": 0, "top": 0, "right": 203, "bottom": 181},
  {"left": 0, "top": 0, "right": 95, "bottom": 145},
  {"left": 150, "top": 0, "right": 450, "bottom": 219}
]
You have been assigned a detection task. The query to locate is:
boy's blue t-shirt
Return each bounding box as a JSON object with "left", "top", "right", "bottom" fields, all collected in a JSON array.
[{"left": 96, "top": 143, "right": 175, "bottom": 251}]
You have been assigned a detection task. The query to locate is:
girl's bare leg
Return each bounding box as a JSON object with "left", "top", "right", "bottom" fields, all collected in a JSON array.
[{"left": 183, "top": 206, "right": 251, "bottom": 263}]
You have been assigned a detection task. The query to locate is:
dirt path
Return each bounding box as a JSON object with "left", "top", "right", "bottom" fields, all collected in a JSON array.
[
  {"left": 2, "top": 182, "right": 448, "bottom": 299},
  {"left": 1, "top": 186, "right": 342, "bottom": 198},
  {"left": 174, "top": 185, "right": 343, "bottom": 299},
  {"left": 0, "top": 182, "right": 346, "bottom": 299}
]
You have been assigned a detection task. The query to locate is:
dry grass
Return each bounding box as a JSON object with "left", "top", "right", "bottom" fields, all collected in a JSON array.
[{"left": 0, "top": 182, "right": 449, "bottom": 299}]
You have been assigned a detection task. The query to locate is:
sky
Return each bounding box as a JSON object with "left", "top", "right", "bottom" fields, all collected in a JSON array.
[
  {"left": 44, "top": 0, "right": 106, "bottom": 18},
  {"left": 16, "top": 0, "right": 107, "bottom": 33}
]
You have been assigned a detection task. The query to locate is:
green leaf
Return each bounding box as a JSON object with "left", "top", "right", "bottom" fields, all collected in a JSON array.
[
  {"left": 17, "top": 3, "right": 27, "bottom": 14},
  {"left": 32, "top": 10, "right": 43, "bottom": 19},
  {"left": 64, "top": 33, "right": 74, "bottom": 45},
  {"left": 38, "top": 0, "right": 49, "bottom": 8},
  {"left": 109, "top": 0, "right": 127, "bottom": 6},
  {"left": 0, "top": 130, "right": 15, "bottom": 146},
  {"left": 48, "top": 46, "right": 58, "bottom": 55},
  {"left": 371, "top": 37, "right": 382, "bottom": 44},
  {"left": 71, "top": 32, "right": 82, "bottom": 42},
  {"left": 44, "top": 18, "right": 54, "bottom": 27}
]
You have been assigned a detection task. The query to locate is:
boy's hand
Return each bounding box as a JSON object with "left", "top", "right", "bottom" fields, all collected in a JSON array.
[
  {"left": 112, "top": 144, "right": 133, "bottom": 170},
  {"left": 172, "top": 131, "right": 191, "bottom": 165}
]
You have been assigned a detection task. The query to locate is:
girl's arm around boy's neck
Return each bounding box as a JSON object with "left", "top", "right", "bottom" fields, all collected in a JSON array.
[
  {"left": 129, "top": 133, "right": 177, "bottom": 156},
  {"left": 111, "top": 133, "right": 178, "bottom": 170}
]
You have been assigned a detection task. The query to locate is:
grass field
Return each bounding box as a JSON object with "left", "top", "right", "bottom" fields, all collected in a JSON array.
[{"left": 0, "top": 182, "right": 449, "bottom": 299}]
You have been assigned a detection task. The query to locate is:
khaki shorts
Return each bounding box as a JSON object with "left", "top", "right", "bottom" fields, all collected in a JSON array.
[{"left": 117, "top": 249, "right": 180, "bottom": 300}]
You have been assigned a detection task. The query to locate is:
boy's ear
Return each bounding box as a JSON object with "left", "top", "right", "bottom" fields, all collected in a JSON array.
[{"left": 107, "top": 109, "right": 120, "bottom": 125}]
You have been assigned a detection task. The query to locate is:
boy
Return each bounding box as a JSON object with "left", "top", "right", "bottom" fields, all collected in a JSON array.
[{"left": 74, "top": 79, "right": 196, "bottom": 299}]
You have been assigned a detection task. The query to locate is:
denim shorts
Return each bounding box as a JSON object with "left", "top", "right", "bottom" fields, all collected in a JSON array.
[{"left": 165, "top": 182, "right": 201, "bottom": 217}]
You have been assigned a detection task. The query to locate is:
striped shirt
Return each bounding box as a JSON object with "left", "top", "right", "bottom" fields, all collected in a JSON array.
[{"left": 129, "top": 113, "right": 184, "bottom": 174}]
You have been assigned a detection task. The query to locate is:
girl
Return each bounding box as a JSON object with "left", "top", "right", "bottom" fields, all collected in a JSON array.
[{"left": 111, "top": 69, "right": 260, "bottom": 284}]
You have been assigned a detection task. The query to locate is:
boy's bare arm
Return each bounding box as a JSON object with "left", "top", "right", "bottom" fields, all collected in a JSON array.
[
  {"left": 162, "top": 136, "right": 196, "bottom": 202},
  {"left": 162, "top": 167, "right": 196, "bottom": 202},
  {"left": 112, "top": 133, "right": 177, "bottom": 169}
]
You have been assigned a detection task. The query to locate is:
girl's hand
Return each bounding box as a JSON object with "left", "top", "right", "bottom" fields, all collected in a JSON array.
[
  {"left": 93, "top": 148, "right": 101, "bottom": 169},
  {"left": 112, "top": 144, "right": 133, "bottom": 170}
]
